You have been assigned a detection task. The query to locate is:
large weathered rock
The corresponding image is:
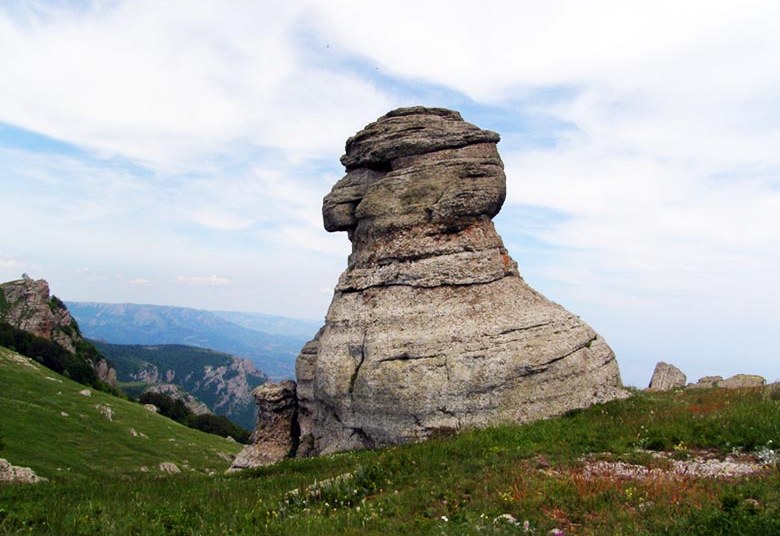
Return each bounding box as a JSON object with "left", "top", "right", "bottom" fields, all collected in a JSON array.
[
  {"left": 647, "top": 361, "right": 687, "bottom": 391},
  {"left": 294, "top": 107, "right": 627, "bottom": 456},
  {"left": 229, "top": 381, "right": 298, "bottom": 471}
]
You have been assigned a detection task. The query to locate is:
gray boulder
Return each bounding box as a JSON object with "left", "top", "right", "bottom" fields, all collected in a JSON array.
[
  {"left": 296, "top": 106, "right": 627, "bottom": 456},
  {"left": 648, "top": 362, "right": 687, "bottom": 391}
]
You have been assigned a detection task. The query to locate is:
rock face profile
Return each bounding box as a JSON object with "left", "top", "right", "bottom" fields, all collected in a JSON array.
[
  {"left": 648, "top": 361, "right": 687, "bottom": 391},
  {"left": 242, "top": 107, "right": 627, "bottom": 465}
]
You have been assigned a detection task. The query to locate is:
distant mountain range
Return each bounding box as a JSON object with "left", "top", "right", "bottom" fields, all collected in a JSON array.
[{"left": 66, "top": 302, "right": 320, "bottom": 379}]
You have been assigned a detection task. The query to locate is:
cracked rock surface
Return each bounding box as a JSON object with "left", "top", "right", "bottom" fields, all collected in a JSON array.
[{"left": 299, "top": 107, "right": 627, "bottom": 456}]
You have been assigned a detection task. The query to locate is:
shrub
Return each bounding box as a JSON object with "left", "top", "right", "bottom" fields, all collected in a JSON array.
[
  {"left": 187, "top": 414, "right": 251, "bottom": 444},
  {"left": 137, "top": 392, "right": 251, "bottom": 442},
  {"left": 0, "top": 322, "right": 99, "bottom": 386},
  {"left": 138, "top": 392, "right": 191, "bottom": 425}
]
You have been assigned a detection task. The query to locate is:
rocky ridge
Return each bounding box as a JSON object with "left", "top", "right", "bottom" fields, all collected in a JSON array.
[
  {"left": 235, "top": 107, "right": 627, "bottom": 467},
  {"left": 0, "top": 277, "right": 116, "bottom": 385}
]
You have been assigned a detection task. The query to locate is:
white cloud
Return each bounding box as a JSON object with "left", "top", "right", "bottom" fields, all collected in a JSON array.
[
  {"left": 0, "top": 258, "right": 24, "bottom": 269},
  {"left": 176, "top": 275, "right": 230, "bottom": 287},
  {"left": 0, "top": 1, "right": 392, "bottom": 170},
  {"left": 128, "top": 278, "right": 151, "bottom": 286},
  {"left": 2, "top": 1, "right": 779, "bottom": 384}
]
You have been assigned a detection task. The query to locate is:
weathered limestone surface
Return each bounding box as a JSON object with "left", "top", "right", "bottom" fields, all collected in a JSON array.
[
  {"left": 647, "top": 361, "right": 687, "bottom": 391},
  {"left": 293, "top": 107, "right": 627, "bottom": 456},
  {"left": 229, "top": 381, "right": 298, "bottom": 470}
]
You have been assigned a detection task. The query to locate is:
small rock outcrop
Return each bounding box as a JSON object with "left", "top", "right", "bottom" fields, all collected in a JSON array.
[
  {"left": 0, "top": 458, "right": 47, "bottom": 484},
  {"left": 233, "top": 107, "right": 627, "bottom": 465},
  {"left": 647, "top": 362, "right": 687, "bottom": 391},
  {"left": 652, "top": 368, "right": 768, "bottom": 391},
  {"left": 0, "top": 278, "right": 79, "bottom": 352},
  {"left": 689, "top": 375, "right": 724, "bottom": 389},
  {"left": 229, "top": 381, "right": 298, "bottom": 470},
  {"left": 719, "top": 374, "right": 766, "bottom": 389}
]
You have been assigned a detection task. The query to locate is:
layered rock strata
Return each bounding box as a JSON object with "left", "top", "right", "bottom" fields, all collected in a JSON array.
[{"left": 292, "top": 107, "right": 627, "bottom": 456}]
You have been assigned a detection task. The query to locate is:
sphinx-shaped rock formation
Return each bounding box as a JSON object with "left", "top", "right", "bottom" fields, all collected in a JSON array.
[
  {"left": 238, "top": 107, "right": 627, "bottom": 466},
  {"left": 298, "top": 107, "right": 627, "bottom": 455}
]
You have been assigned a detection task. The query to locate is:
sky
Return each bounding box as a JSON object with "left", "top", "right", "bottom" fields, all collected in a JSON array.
[{"left": 1, "top": 0, "right": 779, "bottom": 387}]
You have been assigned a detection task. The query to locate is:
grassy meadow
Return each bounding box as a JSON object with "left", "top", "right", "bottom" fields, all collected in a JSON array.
[
  {"left": 1, "top": 344, "right": 779, "bottom": 534},
  {"left": 0, "top": 347, "right": 241, "bottom": 480}
]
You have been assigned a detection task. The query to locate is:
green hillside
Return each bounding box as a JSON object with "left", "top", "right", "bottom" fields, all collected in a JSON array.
[
  {"left": 1, "top": 375, "right": 779, "bottom": 534},
  {"left": 0, "top": 346, "right": 241, "bottom": 481}
]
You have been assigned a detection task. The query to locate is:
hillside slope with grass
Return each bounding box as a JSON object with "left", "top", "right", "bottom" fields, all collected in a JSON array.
[
  {"left": 2, "top": 381, "right": 779, "bottom": 534},
  {"left": 0, "top": 346, "right": 241, "bottom": 482}
]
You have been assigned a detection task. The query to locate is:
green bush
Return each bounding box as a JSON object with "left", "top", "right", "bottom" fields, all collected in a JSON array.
[
  {"left": 0, "top": 322, "right": 100, "bottom": 386},
  {"left": 137, "top": 392, "right": 251, "bottom": 442},
  {"left": 138, "top": 392, "right": 191, "bottom": 425},
  {"left": 187, "top": 413, "right": 251, "bottom": 444}
]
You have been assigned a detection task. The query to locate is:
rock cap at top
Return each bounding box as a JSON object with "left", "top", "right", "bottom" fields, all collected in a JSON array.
[{"left": 340, "top": 106, "right": 500, "bottom": 171}]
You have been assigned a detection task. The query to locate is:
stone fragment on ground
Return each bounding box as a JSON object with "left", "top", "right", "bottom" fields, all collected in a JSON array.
[{"left": 158, "top": 462, "right": 181, "bottom": 474}]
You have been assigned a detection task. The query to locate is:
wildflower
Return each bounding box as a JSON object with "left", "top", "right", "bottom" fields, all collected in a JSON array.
[{"left": 441, "top": 515, "right": 449, "bottom": 522}]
